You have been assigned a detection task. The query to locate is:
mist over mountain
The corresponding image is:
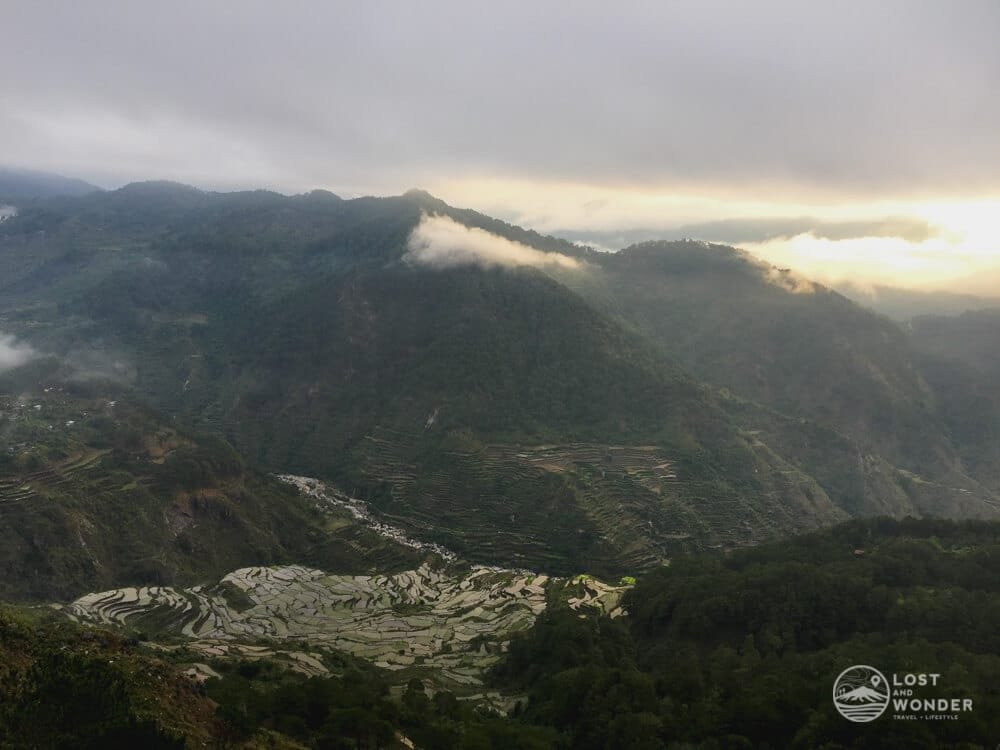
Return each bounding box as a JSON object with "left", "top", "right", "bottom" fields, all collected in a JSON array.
[
  {"left": 0, "top": 166, "right": 102, "bottom": 203},
  {"left": 834, "top": 281, "right": 1000, "bottom": 320},
  {"left": 3, "top": 180, "right": 1000, "bottom": 747},
  {"left": 5, "top": 1, "right": 1000, "bottom": 744},
  {"left": 2, "top": 182, "right": 999, "bottom": 580}
]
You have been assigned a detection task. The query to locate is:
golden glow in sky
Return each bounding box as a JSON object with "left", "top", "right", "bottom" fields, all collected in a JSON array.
[
  {"left": 429, "top": 178, "right": 1000, "bottom": 294},
  {"left": 748, "top": 200, "right": 1000, "bottom": 292}
]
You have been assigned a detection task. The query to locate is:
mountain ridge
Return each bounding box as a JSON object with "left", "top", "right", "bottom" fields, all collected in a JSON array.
[
  {"left": 0, "top": 166, "right": 102, "bottom": 202},
  {"left": 1, "top": 184, "right": 998, "bottom": 581}
]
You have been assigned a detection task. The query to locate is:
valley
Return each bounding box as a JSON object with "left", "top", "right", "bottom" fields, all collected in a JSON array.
[
  {"left": 278, "top": 474, "right": 459, "bottom": 562},
  {"left": 3, "top": 184, "right": 998, "bottom": 592},
  {"left": 6, "top": 3, "right": 1000, "bottom": 744},
  {"left": 61, "top": 476, "right": 628, "bottom": 696},
  {"left": 1, "top": 178, "right": 999, "bottom": 747}
]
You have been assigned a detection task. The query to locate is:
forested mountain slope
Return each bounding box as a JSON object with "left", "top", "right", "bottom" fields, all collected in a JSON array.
[
  {"left": 1, "top": 184, "right": 997, "bottom": 578},
  {"left": 911, "top": 310, "right": 1000, "bottom": 491},
  {"left": 496, "top": 518, "right": 1000, "bottom": 748},
  {"left": 0, "top": 166, "right": 101, "bottom": 203},
  {"left": 557, "top": 240, "right": 999, "bottom": 519},
  {"left": 0, "top": 363, "right": 417, "bottom": 601}
]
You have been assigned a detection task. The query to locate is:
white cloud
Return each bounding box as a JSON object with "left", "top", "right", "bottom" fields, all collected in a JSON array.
[
  {"left": 0, "top": 332, "right": 37, "bottom": 373},
  {"left": 763, "top": 265, "right": 817, "bottom": 295},
  {"left": 406, "top": 214, "right": 581, "bottom": 271},
  {"left": 742, "top": 231, "right": 996, "bottom": 291}
]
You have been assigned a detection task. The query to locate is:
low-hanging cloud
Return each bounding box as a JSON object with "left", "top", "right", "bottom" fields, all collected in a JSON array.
[
  {"left": 406, "top": 214, "right": 581, "bottom": 271},
  {"left": 0, "top": 331, "right": 38, "bottom": 373},
  {"left": 763, "top": 266, "right": 817, "bottom": 295},
  {"left": 555, "top": 216, "right": 939, "bottom": 251}
]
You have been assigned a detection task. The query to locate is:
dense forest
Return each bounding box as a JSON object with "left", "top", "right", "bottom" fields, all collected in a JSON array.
[
  {"left": 4, "top": 518, "right": 997, "bottom": 748},
  {"left": 4, "top": 183, "right": 998, "bottom": 581},
  {"left": 5, "top": 1, "right": 1000, "bottom": 743},
  {"left": 495, "top": 518, "right": 1000, "bottom": 749}
]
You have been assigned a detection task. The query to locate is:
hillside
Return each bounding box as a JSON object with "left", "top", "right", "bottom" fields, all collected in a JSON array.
[
  {"left": 910, "top": 310, "right": 1000, "bottom": 491},
  {"left": 0, "top": 185, "right": 998, "bottom": 579},
  {"left": 0, "top": 607, "right": 216, "bottom": 748},
  {"left": 0, "top": 166, "right": 102, "bottom": 202},
  {"left": 13, "top": 519, "right": 1000, "bottom": 749},
  {"left": 575, "top": 241, "right": 947, "bottom": 469},
  {"left": 555, "top": 240, "right": 999, "bottom": 519},
  {"left": 0, "top": 185, "right": 855, "bottom": 575},
  {"left": 0, "top": 364, "right": 418, "bottom": 601},
  {"left": 834, "top": 281, "right": 1000, "bottom": 320},
  {"left": 2, "top": 184, "right": 1000, "bottom": 746},
  {"left": 496, "top": 518, "right": 1000, "bottom": 748}
]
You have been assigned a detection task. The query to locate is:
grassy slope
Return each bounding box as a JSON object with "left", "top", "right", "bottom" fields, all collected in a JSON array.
[{"left": 0, "top": 368, "right": 419, "bottom": 602}]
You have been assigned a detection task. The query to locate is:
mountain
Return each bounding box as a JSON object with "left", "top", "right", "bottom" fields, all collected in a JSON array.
[
  {"left": 0, "top": 607, "right": 215, "bottom": 748},
  {"left": 834, "top": 281, "right": 1000, "bottom": 320},
  {"left": 0, "top": 166, "right": 102, "bottom": 203},
  {"left": 0, "top": 361, "right": 418, "bottom": 601},
  {"left": 910, "top": 309, "right": 1000, "bottom": 492},
  {"left": 9, "top": 517, "right": 1000, "bottom": 749},
  {"left": 4, "top": 180, "right": 1000, "bottom": 746},
  {"left": 554, "top": 240, "right": 998, "bottom": 519},
  {"left": 0, "top": 183, "right": 997, "bottom": 580},
  {"left": 571, "top": 242, "right": 940, "bottom": 468},
  {"left": 0, "top": 185, "right": 844, "bottom": 574},
  {"left": 910, "top": 308, "right": 1000, "bottom": 374},
  {"left": 496, "top": 517, "right": 1000, "bottom": 748}
]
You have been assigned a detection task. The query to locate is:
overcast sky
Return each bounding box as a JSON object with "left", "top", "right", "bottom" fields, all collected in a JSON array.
[{"left": 3, "top": 1, "right": 999, "bottom": 290}]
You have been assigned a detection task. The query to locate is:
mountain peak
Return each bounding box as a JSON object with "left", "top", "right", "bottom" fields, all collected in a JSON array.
[
  {"left": 402, "top": 188, "right": 437, "bottom": 199},
  {"left": 299, "top": 188, "right": 342, "bottom": 201},
  {"left": 115, "top": 180, "right": 204, "bottom": 196},
  {"left": 401, "top": 188, "right": 448, "bottom": 210},
  {"left": 0, "top": 166, "right": 102, "bottom": 201},
  {"left": 609, "top": 238, "right": 758, "bottom": 275}
]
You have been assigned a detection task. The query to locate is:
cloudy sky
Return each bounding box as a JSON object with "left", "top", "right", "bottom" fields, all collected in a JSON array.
[{"left": 3, "top": 1, "right": 999, "bottom": 290}]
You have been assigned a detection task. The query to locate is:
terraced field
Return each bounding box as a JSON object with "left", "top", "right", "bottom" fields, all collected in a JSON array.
[
  {"left": 484, "top": 443, "right": 678, "bottom": 493},
  {"left": 1, "top": 390, "right": 431, "bottom": 600},
  {"left": 352, "top": 430, "right": 693, "bottom": 574},
  {"left": 0, "top": 449, "right": 111, "bottom": 507},
  {"left": 350, "top": 428, "right": 849, "bottom": 575},
  {"left": 57, "top": 475, "right": 626, "bottom": 687},
  {"left": 64, "top": 561, "right": 626, "bottom": 688},
  {"left": 0, "top": 392, "right": 151, "bottom": 509}
]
